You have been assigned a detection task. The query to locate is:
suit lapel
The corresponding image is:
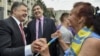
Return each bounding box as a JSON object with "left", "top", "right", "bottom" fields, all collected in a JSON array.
[
  {"left": 9, "top": 17, "right": 20, "bottom": 32},
  {"left": 9, "top": 17, "right": 24, "bottom": 45},
  {"left": 33, "top": 19, "right": 36, "bottom": 34},
  {"left": 43, "top": 18, "right": 47, "bottom": 36},
  {"left": 30, "top": 19, "right": 36, "bottom": 40}
]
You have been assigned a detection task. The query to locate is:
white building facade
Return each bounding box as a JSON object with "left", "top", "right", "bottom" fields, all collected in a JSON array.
[{"left": 0, "top": 0, "right": 37, "bottom": 19}]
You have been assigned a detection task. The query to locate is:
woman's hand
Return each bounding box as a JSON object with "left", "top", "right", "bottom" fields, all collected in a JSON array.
[{"left": 51, "top": 30, "right": 63, "bottom": 40}]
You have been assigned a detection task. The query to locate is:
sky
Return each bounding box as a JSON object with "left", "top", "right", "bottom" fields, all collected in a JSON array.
[{"left": 42, "top": 0, "right": 100, "bottom": 10}]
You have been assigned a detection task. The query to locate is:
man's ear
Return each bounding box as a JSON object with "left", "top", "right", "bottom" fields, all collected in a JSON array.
[{"left": 78, "top": 16, "right": 85, "bottom": 24}]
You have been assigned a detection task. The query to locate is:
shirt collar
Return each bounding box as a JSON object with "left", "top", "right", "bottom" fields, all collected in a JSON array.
[
  {"left": 36, "top": 16, "right": 44, "bottom": 21},
  {"left": 12, "top": 16, "right": 20, "bottom": 25}
]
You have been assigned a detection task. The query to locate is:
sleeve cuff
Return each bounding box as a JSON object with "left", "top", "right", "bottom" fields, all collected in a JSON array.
[{"left": 25, "top": 45, "right": 33, "bottom": 56}]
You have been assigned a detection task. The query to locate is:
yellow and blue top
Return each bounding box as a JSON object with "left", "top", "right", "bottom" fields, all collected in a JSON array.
[{"left": 64, "top": 26, "right": 100, "bottom": 56}]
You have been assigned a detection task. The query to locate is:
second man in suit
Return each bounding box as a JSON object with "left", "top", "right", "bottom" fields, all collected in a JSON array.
[{"left": 26, "top": 3, "right": 58, "bottom": 56}]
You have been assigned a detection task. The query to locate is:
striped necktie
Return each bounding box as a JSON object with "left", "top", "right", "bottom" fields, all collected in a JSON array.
[{"left": 19, "top": 23, "right": 26, "bottom": 45}]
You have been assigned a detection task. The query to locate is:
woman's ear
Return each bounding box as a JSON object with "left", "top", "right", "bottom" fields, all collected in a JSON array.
[{"left": 78, "top": 16, "right": 85, "bottom": 24}]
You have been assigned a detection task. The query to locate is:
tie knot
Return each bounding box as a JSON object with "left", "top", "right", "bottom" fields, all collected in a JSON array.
[{"left": 20, "top": 23, "right": 23, "bottom": 28}]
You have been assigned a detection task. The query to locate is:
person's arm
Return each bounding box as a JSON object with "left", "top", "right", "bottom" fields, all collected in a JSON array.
[
  {"left": 58, "top": 39, "right": 69, "bottom": 51},
  {"left": 0, "top": 20, "right": 25, "bottom": 56},
  {"left": 51, "top": 31, "right": 69, "bottom": 51},
  {"left": 78, "top": 38, "right": 100, "bottom": 56}
]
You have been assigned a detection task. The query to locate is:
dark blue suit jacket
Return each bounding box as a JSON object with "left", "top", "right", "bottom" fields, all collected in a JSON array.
[
  {"left": 0, "top": 17, "right": 25, "bottom": 56},
  {"left": 26, "top": 17, "right": 58, "bottom": 56}
]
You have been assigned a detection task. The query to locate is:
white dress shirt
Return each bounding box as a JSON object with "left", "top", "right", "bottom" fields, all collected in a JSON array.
[{"left": 12, "top": 16, "right": 33, "bottom": 56}]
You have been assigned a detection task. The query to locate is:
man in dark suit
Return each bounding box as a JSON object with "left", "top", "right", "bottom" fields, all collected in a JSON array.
[
  {"left": 0, "top": 2, "right": 47, "bottom": 56},
  {"left": 26, "top": 3, "right": 58, "bottom": 56}
]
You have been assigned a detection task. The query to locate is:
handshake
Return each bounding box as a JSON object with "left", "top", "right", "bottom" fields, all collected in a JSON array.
[
  {"left": 30, "top": 31, "right": 62, "bottom": 56},
  {"left": 31, "top": 38, "right": 50, "bottom": 56}
]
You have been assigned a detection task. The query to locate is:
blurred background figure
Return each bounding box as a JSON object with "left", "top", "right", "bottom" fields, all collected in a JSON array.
[
  {"left": 56, "top": 13, "right": 74, "bottom": 56},
  {"left": 58, "top": 13, "right": 73, "bottom": 45}
]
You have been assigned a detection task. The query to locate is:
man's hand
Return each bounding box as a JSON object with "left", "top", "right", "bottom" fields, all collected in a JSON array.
[
  {"left": 31, "top": 38, "right": 46, "bottom": 52},
  {"left": 31, "top": 38, "right": 50, "bottom": 56}
]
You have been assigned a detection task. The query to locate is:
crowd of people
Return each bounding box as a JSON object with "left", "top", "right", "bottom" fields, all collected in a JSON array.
[{"left": 0, "top": 1, "right": 100, "bottom": 56}]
